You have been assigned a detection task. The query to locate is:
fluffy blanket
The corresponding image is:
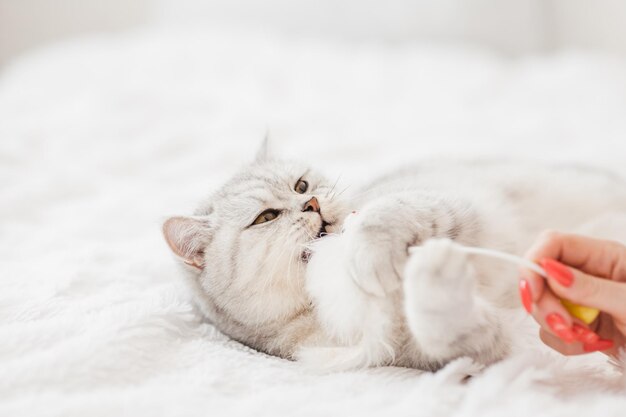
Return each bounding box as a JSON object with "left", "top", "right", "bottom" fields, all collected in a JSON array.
[{"left": 1, "top": 29, "right": 626, "bottom": 416}]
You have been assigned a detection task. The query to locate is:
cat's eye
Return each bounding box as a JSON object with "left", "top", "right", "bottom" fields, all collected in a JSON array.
[
  {"left": 251, "top": 209, "right": 280, "bottom": 226},
  {"left": 294, "top": 179, "right": 308, "bottom": 194}
]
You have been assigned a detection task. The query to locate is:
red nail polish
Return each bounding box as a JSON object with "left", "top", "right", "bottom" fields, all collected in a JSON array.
[
  {"left": 519, "top": 279, "right": 533, "bottom": 313},
  {"left": 546, "top": 313, "right": 575, "bottom": 343},
  {"left": 572, "top": 324, "right": 600, "bottom": 344},
  {"left": 540, "top": 259, "right": 574, "bottom": 287},
  {"left": 583, "top": 339, "right": 614, "bottom": 353}
]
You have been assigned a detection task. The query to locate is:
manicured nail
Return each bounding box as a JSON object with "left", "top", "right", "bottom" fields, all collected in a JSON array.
[
  {"left": 540, "top": 258, "right": 574, "bottom": 287},
  {"left": 572, "top": 324, "right": 600, "bottom": 344},
  {"left": 583, "top": 339, "right": 614, "bottom": 353},
  {"left": 519, "top": 279, "right": 533, "bottom": 313},
  {"left": 545, "top": 313, "right": 575, "bottom": 343}
]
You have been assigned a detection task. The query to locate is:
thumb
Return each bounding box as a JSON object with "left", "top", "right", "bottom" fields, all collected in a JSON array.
[{"left": 540, "top": 258, "right": 626, "bottom": 319}]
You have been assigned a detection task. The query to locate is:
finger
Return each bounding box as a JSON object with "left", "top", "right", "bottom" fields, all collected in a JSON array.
[
  {"left": 530, "top": 283, "right": 603, "bottom": 344},
  {"left": 541, "top": 258, "right": 626, "bottom": 319},
  {"left": 520, "top": 235, "right": 550, "bottom": 306},
  {"left": 532, "top": 286, "right": 577, "bottom": 343},
  {"left": 539, "top": 329, "right": 586, "bottom": 356},
  {"left": 519, "top": 267, "right": 545, "bottom": 309},
  {"left": 527, "top": 230, "right": 626, "bottom": 282}
]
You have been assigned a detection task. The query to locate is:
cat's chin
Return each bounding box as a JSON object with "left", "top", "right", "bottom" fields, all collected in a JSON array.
[
  {"left": 324, "top": 222, "right": 343, "bottom": 235},
  {"left": 318, "top": 221, "right": 330, "bottom": 238}
]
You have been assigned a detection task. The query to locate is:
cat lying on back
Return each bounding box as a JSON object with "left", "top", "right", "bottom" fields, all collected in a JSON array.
[{"left": 163, "top": 141, "right": 626, "bottom": 371}]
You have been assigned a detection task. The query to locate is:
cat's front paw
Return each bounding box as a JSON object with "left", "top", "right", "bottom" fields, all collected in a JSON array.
[
  {"left": 343, "top": 212, "right": 407, "bottom": 297},
  {"left": 405, "top": 238, "right": 474, "bottom": 309},
  {"left": 404, "top": 239, "right": 507, "bottom": 363}
]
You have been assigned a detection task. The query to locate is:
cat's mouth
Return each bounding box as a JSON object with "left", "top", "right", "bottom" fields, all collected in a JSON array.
[
  {"left": 316, "top": 221, "right": 331, "bottom": 239},
  {"left": 300, "top": 221, "right": 332, "bottom": 263}
]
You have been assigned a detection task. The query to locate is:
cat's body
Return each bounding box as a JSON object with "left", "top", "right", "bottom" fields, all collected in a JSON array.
[{"left": 163, "top": 148, "right": 626, "bottom": 371}]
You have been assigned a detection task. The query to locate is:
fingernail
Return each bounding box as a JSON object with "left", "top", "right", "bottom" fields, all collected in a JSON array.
[
  {"left": 519, "top": 279, "right": 533, "bottom": 313},
  {"left": 546, "top": 313, "right": 575, "bottom": 343},
  {"left": 572, "top": 324, "right": 600, "bottom": 344},
  {"left": 583, "top": 339, "right": 614, "bottom": 353},
  {"left": 540, "top": 259, "right": 574, "bottom": 287}
]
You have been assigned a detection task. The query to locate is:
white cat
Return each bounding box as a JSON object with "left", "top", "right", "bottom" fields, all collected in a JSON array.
[{"left": 163, "top": 141, "right": 626, "bottom": 371}]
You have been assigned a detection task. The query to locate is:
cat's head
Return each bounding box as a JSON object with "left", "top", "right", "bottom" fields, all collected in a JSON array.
[{"left": 162, "top": 140, "right": 351, "bottom": 339}]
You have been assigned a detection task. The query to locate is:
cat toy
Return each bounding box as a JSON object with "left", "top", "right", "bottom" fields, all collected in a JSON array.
[{"left": 454, "top": 244, "right": 600, "bottom": 324}]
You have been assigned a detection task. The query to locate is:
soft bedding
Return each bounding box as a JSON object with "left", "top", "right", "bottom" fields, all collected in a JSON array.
[{"left": 1, "top": 29, "right": 626, "bottom": 417}]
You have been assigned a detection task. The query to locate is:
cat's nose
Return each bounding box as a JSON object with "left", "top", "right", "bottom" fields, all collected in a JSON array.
[{"left": 302, "top": 197, "right": 321, "bottom": 213}]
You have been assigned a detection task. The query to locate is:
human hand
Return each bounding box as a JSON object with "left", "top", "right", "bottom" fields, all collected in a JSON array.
[{"left": 519, "top": 231, "right": 626, "bottom": 357}]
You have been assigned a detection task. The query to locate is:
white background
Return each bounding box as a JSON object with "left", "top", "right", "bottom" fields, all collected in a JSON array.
[
  {"left": 2, "top": 0, "right": 626, "bottom": 65},
  {"left": 2, "top": 2, "right": 626, "bottom": 416}
]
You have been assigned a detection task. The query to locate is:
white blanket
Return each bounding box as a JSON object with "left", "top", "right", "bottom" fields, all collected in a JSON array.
[{"left": 1, "top": 29, "right": 626, "bottom": 416}]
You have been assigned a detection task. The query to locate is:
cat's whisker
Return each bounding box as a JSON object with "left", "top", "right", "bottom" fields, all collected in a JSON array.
[
  {"left": 342, "top": 189, "right": 379, "bottom": 201},
  {"left": 326, "top": 174, "right": 342, "bottom": 199},
  {"left": 333, "top": 184, "right": 353, "bottom": 200},
  {"left": 301, "top": 223, "right": 317, "bottom": 240}
]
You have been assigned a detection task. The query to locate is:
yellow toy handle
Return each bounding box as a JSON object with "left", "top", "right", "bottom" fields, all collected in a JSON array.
[{"left": 561, "top": 300, "right": 600, "bottom": 324}]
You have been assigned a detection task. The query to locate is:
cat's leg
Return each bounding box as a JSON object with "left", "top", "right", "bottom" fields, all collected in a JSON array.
[{"left": 403, "top": 238, "right": 510, "bottom": 365}]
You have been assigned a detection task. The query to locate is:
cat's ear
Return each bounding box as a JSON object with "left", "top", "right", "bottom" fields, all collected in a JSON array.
[
  {"left": 162, "top": 216, "right": 212, "bottom": 269},
  {"left": 255, "top": 132, "right": 272, "bottom": 162}
]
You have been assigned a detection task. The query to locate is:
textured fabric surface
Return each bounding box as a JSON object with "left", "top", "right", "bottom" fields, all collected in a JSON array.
[{"left": 1, "top": 29, "right": 626, "bottom": 417}]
